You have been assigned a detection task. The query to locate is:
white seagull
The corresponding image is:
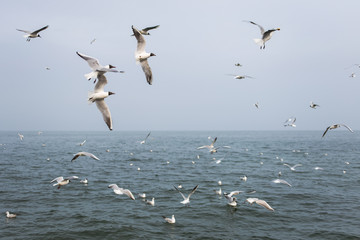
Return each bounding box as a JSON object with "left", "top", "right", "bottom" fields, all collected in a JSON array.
[
  {"left": 108, "top": 184, "right": 135, "bottom": 200},
  {"left": 145, "top": 198, "right": 155, "bottom": 206},
  {"left": 140, "top": 132, "right": 151, "bottom": 144},
  {"left": 322, "top": 124, "right": 354, "bottom": 138},
  {"left": 310, "top": 102, "right": 320, "bottom": 109},
  {"left": 272, "top": 179, "right": 292, "bottom": 187},
  {"left": 138, "top": 193, "right": 146, "bottom": 198},
  {"left": 6, "top": 211, "right": 17, "bottom": 218},
  {"left": 16, "top": 25, "right": 49, "bottom": 41},
  {"left": 245, "top": 21, "right": 280, "bottom": 49},
  {"left": 88, "top": 74, "right": 115, "bottom": 131},
  {"left": 245, "top": 198, "right": 274, "bottom": 211},
  {"left": 224, "top": 191, "right": 243, "bottom": 207},
  {"left": 131, "top": 25, "right": 160, "bottom": 35},
  {"left": 18, "top": 133, "right": 24, "bottom": 141},
  {"left": 76, "top": 51, "right": 121, "bottom": 83},
  {"left": 162, "top": 215, "right": 175, "bottom": 224},
  {"left": 283, "top": 163, "right": 302, "bottom": 171},
  {"left": 50, "top": 176, "right": 78, "bottom": 189},
  {"left": 227, "top": 74, "right": 254, "bottom": 79},
  {"left": 132, "top": 25, "right": 156, "bottom": 85},
  {"left": 71, "top": 151, "right": 100, "bottom": 162},
  {"left": 284, "top": 117, "right": 296, "bottom": 127},
  {"left": 174, "top": 185, "right": 199, "bottom": 205},
  {"left": 197, "top": 137, "right": 217, "bottom": 153},
  {"left": 80, "top": 178, "right": 88, "bottom": 184},
  {"left": 240, "top": 175, "right": 248, "bottom": 182}
]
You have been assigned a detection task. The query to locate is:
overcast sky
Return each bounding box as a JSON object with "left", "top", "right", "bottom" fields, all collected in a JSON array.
[{"left": 1, "top": 0, "right": 359, "bottom": 131}]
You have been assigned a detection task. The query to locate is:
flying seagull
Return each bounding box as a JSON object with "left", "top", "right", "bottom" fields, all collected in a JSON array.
[
  {"left": 132, "top": 25, "right": 156, "bottom": 85},
  {"left": 223, "top": 191, "right": 243, "bottom": 207},
  {"left": 227, "top": 74, "right": 254, "bottom": 79},
  {"left": 71, "top": 151, "right": 99, "bottom": 162},
  {"left": 283, "top": 163, "right": 302, "bottom": 171},
  {"left": 310, "top": 102, "right": 320, "bottom": 109},
  {"left": 50, "top": 176, "right": 78, "bottom": 189},
  {"left": 16, "top": 25, "right": 49, "bottom": 41},
  {"left": 131, "top": 25, "right": 160, "bottom": 36},
  {"left": 18, "top": 133, "right": 24, "bottom": 141},
  {"left": 108, "top": 184, "right": 135, "bottom": 200},
  {"left": 197, "top": 137, "right": 217, "bottom": 152},
  {"left": 284, "top": 117, "right": 296, "bottom": 127},
  {"left": 322, "top": 124, "right": 354, "bottom": 138},
  {"left": 88, "top": 74, "right": 115, "bottom": 131},
  {"left": 162, "top": 215, "right": 175, "bottom": 224},
  {"left": 174, "top": 185, "right": 199, "bottom": 205},
  {"left": 245, "top": 198, "right": 274, "bottom": 211},
  {"left": 140, "top": 132, "right": 151, "bottom": 144},
  {"left": 272, "top": 179, "right": 292, "bottom": 187},
  {"left": 76, "top": 51, "right": 122, "bottom": 83},
  {"left": 245, "top": 21, "right": 280, "bottom": 49}
]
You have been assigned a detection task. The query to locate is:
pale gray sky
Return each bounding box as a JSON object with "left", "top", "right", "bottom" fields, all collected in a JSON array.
[{"left": 1, "top": 0, "right": 359, "bottom": 131}]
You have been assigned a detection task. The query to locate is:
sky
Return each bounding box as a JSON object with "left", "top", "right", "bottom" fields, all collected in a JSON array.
[{"left": 1, "top": 0, "right": 360, "bottom": 131}]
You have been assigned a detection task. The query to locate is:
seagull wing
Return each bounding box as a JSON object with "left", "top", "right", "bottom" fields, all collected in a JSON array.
[
  {"left": 174, "top": 185, "right": 187, "bottom": 200},
  {"left": 122, "top": 189, "right": 135, "bottom": 200},
  {"left": 50, "top": 176, "right": 64, "bottom": 183},
  {"left": 94, "top": 74, "right": 108, "bottom": 93},
  {"left": 249, "top": 21, "right": 265, "bottom": 35},
  {"left": 293, "top": 164, "right": 302, "bottom": 168},
  {"left": 322, "top": 126, "right": 331, "bottom": 138},
  {"left": 145, "top": 132, "right": 151, "bottom": 140},
  {"left": 197, "top": 145, "right": 209, "bottom": 149},
  {"left": 188, "top": 185, "right": 199, "bottom": 198},
  {"left": 229, "top": 191, "right": 243, "bottom": 197},
  {"left": 132, "top": 26, "right": 146, "bottom": 54},
  {"left": 210, "top": 137, "right": 217, "bottom": 147},
  {"left": 255, "top": 199, "right": 274, "bottom": 211},
  {"left": 341, "top": 124, "right": 354, "bottom": 133},
  {"left": 16, "top": 29, "right": 31, "bottom": 34},
  {"left": 76, "top": 51, "right": 100, "bottom": 71},
  {"left": 140, "top": 59, "right": 153, "bottom": 85},
  {"left": 80, "top": 152, "right": 99, "bottom": 160},
  {"left": 95, "top": 100, "right": 113, "bottom": 131},
  {"left": 283, "top": 163, "right": 291, "bottom": 169},
  {"left": 142, "top": 25, "right": 160, "bottom": 32},
  {"left": 32, "top": 25, "right": 49, "bottom": 34},
  {"left": 71, "top": 153, "right": 80, "bottom": 162}
]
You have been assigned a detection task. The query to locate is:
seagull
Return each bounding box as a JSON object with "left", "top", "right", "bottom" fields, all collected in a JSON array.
[
  {"left": 80, "top": 178, "right": 88, "bottom": 184},
  {"left": 138, "top": 193, "right": 146, "bottom": 198},
  {"left": 6, "top": 211, "right": 17, "bottom": 218},
  {"left": 245, "top": 21, "right": 280, "bottom": 49},
  {"left": 18, "top": 133, "right": 24, "bottom": 141},
  {"left": 314, "top": 167, "right": 324, "bottom": 171},
  {"left": 162, "top": 215, "right": 175, "bottom": 224},
  {"left": 131, "top": 25, "right": 160, "bottom": 35},
  {"left": 140, "top": 132, "right": 151, "bottom": 144},
  {"left": 174, "top": 185, "right": 199, "bottom": 205},
  {"left": 71, "top": 152, "right": 99, "bottom": 162},
  {"left": 16, "top": 25, "right": 49, "bottom": 41},
  {"left": 79, "top": 140, "right": 86, "bottom": 146},
  {"left": 283, "top": 163, "right": 302, "bottom": 171},
  {"left": 223, "top": 191, "right": 243, "bottom": 207},
  {"left": 76, "top": 51, "right": 121, "bottom": 83},
  {"left": 88, "top": 74, "right": 115, "bottom": 131},
  {"left": 227, "top": 74, "right": 254, "bottom": 79},
  {"left": 240, "top": 175, "right": 248, "bottom": 182},
  {"left": 50, "top": 176, "right": 78, "bottom": 189},
  {"left": 245, "top": 198, "right": 274, "bottom": 211},
  {"left": 132, "top": 25, "right": 156, "bottom": 85},
  {"left": 272, "top": 179, "right": 292, "bottom": 187},
  {"left": 108, "top": 184, "right": 135, "bottom": 200},
  {"left": 197, "top": 137, "right": 217, "bottom": 152},
  {"left": 235, "top": 63, "right": 242, "bottom": 67},
  {"left": 310, "top": 102, "right": 320, "bottom": 109},
  {"left": 254, "top": 102, "right": 259, "bottom": 109},
  {"left": 145, "top": 198, "right": 155, "bottom": 206},
  {"left": 349, "top": 73, "right": 356, "bottom": 78},
  {"left": 214, "top": 188, "right": 222, "bottom": 195},
  {"left": 322, "top": 124, "right": 354, "bottom": 138},
  {"left": 90, "top": 38, "right": 96, "bottom": 44},
  {"left": 284, "top": 117, "right": 296, "bottom": 127}
]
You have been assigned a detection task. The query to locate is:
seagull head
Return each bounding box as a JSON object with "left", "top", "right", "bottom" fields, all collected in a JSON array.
[
  {"left": 108, "top": 64, "right": 116, "bottom": 69},
  {"left": 38, "top": 34, "right": 42, "bottom": 38},
  {"left": 150, "top": 53, "right": 156, "bottom": 57},
  {"left": 276, "top": 28, "right": 280, "bottom": 31},
  {"left": 108, "top": 91, "right": 115, "bottom": 96}
]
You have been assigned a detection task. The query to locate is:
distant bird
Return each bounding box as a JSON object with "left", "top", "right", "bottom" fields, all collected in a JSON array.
[
  {"left": 131, "top": 25, "right": 160, "bottom": 36},
  {"left": 174, "top": 185, "right": 199, "bottom": 205},
  {"left": 284, "top": 117, "right": 296, "bottom": 127},
  {"left": 272, "top": 178, "right": 291, "bottom": 187},
  {"left": 71, "top": 151, "right": 99, "bottom": 162},
  {"left": 79, "top": 140, "right": 86, "bottom": 146},
  {"left": 224, "top": 191, "right": 243, "bottom": 207},
  {"left": 245, "top": 21, "right": 280, "bottom": 49},
  {"left": 6, "top": 211, "right": 17, "bottom": 218},
  {"left": 80, "top": 178, "right": 88, "bottom": 184},
  {"left": 310, "top": 102, "right": 320, "bottom": 109},
  {"left": 140, "top": 132, "right": 151, "bottom": 144},
  {"left": 197, "top": 137, "right": 217, "bottom": 153},
  {"left": 228, "top": 74, "right": 254, "bottom": 79},
  {"left": 108, "top": 184, "right": 135, "bottom": 200},
  {"left": 349, "top": 73, "right": 356, "bottom": 78},
  {"left": 76, "top": 51, "right": 121, "bottom": 83},
  {"left": 283, "top": 163, "right": 302, "bottom": 171},
  {"left": 145, "top": 198, "right": 155, "bottom": 206},
  {"left": 240, "top": 175, "right": 247, "bottom": 182},
  {"left": 214, "top": 188, "right": 222, "bottom": 195},
  {"left": 45, "top": 67, "right": 51, "bottom": 70},
  {"left": 245, "top": 198, "right": 274, "bottom": 211},
  {"left": 254, "top": 102, "right": 259, "bottom": 109},
  {"left": 138, "top": 193, "right": 146, "bottom": 198},
  {"left": 322, "top": 124, "right": 354, "bottom": 138},
  {"left": 50, "top": 176, "right": 78, "bottom": 189},
  {"left": 132, "top": 25, "right": 156, "bottom": 85},
  {"left": 235, "top": 63, "right": 242, "bottom": 67},
  {"left": 16, "top": 25, "right": 49, "bottom": 41},
  {"left": 314, "top": 167, "right": 324, "bottom": 171},
  {"left": 218, "top": 180, "right": 222, "bottom": 186},
  {"left": 162, "top": 215, "right": 175, "bottom": 224},
  {"left": 88, "top": 74, "right": 115, "bottom": 131},
  {"left": 90, "top": 38, "right": 96, "bottom": 44},
  {"left": 18, "top": 133, "right": 24, "bottom": 141}
]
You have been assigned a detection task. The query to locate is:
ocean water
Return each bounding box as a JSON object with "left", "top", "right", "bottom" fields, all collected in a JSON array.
[{"left": 1, "top": 131, "right": 360, "bottom": 240}]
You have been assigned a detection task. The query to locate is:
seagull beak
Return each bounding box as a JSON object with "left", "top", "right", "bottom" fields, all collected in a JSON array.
[
  {"left": 277, "top": 28, "right": 280, "bottom": 31},
  {"left": 109, "top": 65, "right": 116, "bottom": 69}
]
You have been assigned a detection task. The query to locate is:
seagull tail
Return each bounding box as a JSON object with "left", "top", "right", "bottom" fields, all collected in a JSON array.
[{"left": 253, "top": 38, "right": 264, "bottom": 47}]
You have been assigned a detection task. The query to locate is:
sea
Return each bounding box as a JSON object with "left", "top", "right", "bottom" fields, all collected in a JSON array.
[{"left": 1, "top": 131, "right": 359, "bottom": 240}]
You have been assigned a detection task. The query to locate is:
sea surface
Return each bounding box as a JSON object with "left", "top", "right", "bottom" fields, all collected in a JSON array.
[{"left": 1, "top": 131, "right": 360, "bottom": 240}]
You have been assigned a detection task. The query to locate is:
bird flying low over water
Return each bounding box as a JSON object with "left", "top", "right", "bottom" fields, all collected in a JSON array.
[
  {"left": 140, "top": 132, "right": 151, "bottom": 144},
  {"left": 108, "top": 184, "right": 135, "bottom": 200},
  {"left": 174, "top": 185, "right": 199, "bottom": 205},
  {"left": 71, "top": 151, "right": 100, "bottom": 162},
  {"left": 132, "top": 25, "right": 156, "bottom": 85},
  {"left": 16, "top": 25, "right": 49, "bottom": 41},
  {"left": 245, "top": 198, "right": 274, "bottom": 211},
  {"left": 76, "top": 51, "right": 122, "bottom": 83},
  {"left": 322, "top": 124, "right": 354, "bottom": 138},
  {"left": 50, "top": 176, "right": 78, "bottom": 189},
  {"left": 131, "top": 25, "right": 160, "bottom": 36},
  {"left": 284, "top": 117, "right": 296, "bottom": 127},
  {"left": 224, "top": 191, "right": 243, "bottom": 207},
  {"left": 272, "top": 179, "right": 292, "bottom": 187},
  {"left": 244, "top": 21, "right": 280, "bottom": 49},
  {"left": 88, "top": 74, "right": 114, "bottom": 131}
]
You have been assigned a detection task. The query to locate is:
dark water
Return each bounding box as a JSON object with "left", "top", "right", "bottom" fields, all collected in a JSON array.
[{"left": 1, "top": 131, "right": 360, "bottom": 239}]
